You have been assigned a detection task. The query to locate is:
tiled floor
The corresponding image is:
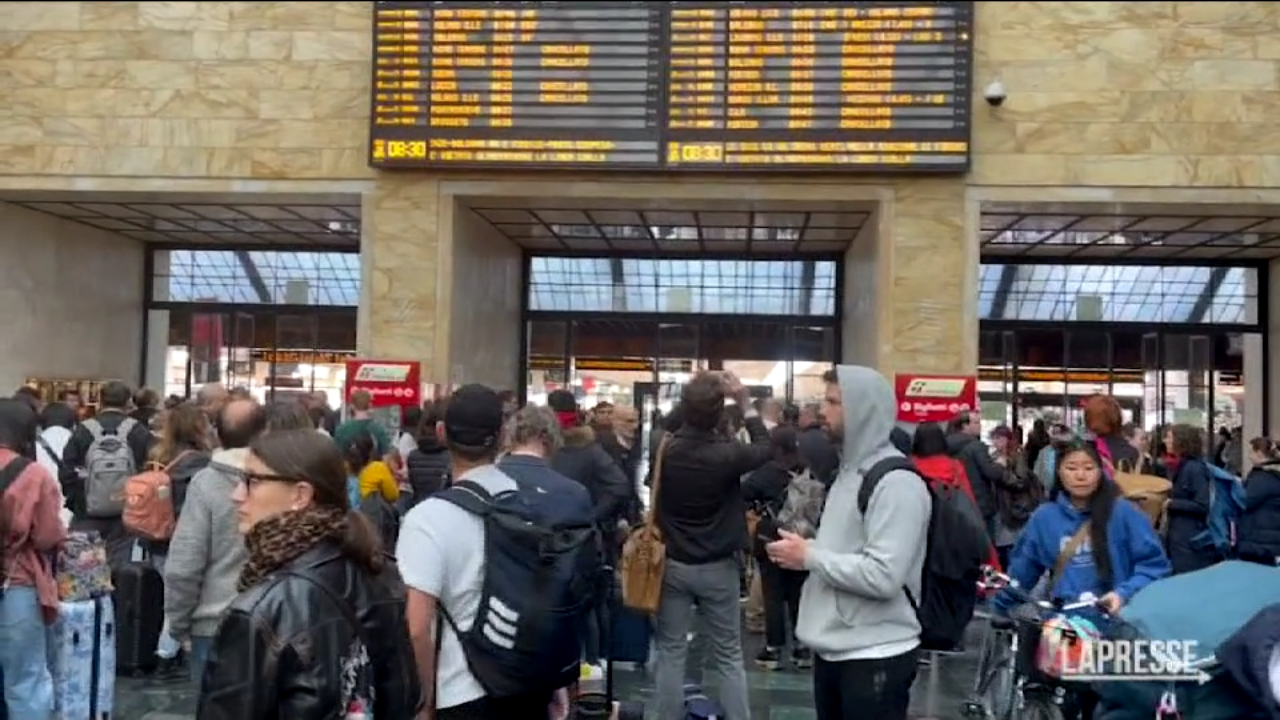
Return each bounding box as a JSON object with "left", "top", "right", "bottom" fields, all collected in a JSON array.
[{"left": 117, "top": 624, "right": 986, "bottom": 720}]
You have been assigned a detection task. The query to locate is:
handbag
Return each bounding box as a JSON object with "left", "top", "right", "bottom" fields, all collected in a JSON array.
[{"left": 619, "top": 433, "right": 671, "bottom": 614}]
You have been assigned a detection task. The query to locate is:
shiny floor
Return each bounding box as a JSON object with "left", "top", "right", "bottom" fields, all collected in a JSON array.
[{"left": 117, "top": 624, "right": 985, "bottom": 720}]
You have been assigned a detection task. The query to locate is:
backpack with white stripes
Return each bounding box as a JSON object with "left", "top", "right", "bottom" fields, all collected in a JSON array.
[{"left": 435, "top": 477, "right": 602, "bottom": 698}]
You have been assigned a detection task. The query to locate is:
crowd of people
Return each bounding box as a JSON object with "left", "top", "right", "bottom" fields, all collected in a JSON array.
[{"left": 0, "top": 369, "right": 1278, "bottom": 720}]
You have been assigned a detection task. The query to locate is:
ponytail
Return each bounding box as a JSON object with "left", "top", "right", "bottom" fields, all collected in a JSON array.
[{"left": 341, "top": 508, "right": 386, "bottom": 574}]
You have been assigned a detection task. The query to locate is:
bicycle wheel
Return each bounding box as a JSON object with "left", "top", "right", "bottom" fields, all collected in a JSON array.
[{"left": 1019, "top": 696, "right": 1065, "bottom": 720}]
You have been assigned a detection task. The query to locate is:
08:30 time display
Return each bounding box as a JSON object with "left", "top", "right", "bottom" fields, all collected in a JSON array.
[{"left": 377, "top": 140, "right": 429, "bottom": 159}]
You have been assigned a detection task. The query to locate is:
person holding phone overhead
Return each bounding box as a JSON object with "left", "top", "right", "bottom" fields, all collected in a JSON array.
[{"left": 649, "top": 371, "right": 773, "bottom": 720}]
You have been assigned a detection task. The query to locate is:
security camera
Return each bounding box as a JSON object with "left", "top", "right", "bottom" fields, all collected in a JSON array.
[{"left": 983, "top": 80, "right": 1007, "bottom": 107}]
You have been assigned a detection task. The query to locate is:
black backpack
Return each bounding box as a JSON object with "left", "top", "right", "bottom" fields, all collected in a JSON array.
[
  {"left": 858, "top": 456, "right": 988, "bottom": 651},
  {"left": 357, "top": 492, "right": 401, "bottom": 554},
  {"left": 436, "top": 479, "right": 603, "bottom": 698},
  {"left": 0, "top": 457, "right": 32, "bottom": 598}
]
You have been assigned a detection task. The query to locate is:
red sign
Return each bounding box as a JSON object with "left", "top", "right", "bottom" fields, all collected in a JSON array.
[
  {"left": 344, "top": 359, "right": 421, "bottom": 408},
  {"left": 894, "top": 374, "right": 978, "bottom": 424}
]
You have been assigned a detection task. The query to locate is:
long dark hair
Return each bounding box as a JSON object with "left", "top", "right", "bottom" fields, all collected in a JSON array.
[
  {"left": 248, "top": 429, "right": 384, "bottom": 574},
  {"left": 0, "top": 398, "right": 40, "bottom": 460},
  {"left": 1053, "top": 439, "right": 1119, "bottom": 590}
]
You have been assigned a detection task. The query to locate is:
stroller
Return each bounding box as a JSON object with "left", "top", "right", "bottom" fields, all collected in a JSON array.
[{"left": 1093, "top": 561, "right": 1280, "bottom": 719}]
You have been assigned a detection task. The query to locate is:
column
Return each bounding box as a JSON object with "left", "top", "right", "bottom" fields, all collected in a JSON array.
[
  {"left": 880, "top": 178, "right": 977, "bottom": 375},
  {"left": 359, "top": 176, "right": 445, "bottom": 380}
]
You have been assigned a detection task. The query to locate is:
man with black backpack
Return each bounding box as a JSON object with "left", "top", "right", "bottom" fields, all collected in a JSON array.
[
  {"left": 397, "top": 385, "right": 601, "bottom": 720},
  {"left": 767, "top": 367, "right": 936, "bottom": 720}
]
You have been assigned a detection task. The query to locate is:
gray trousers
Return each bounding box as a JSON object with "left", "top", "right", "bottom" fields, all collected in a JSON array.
[{"left": 653, "top": 557, "right": 751, "bottom": 720}]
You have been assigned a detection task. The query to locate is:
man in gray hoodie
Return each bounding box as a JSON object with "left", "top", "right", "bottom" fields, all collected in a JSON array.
[
  {"left": 767, "top": 366, "right": 930, "bottom": 720},
  {"left": 162, "top": 398, "right": 265, "bottom": 686}
]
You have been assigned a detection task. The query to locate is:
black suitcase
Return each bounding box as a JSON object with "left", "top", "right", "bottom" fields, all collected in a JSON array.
[{"left": 113, "top": 561, "right": 164, "bottom": 676}]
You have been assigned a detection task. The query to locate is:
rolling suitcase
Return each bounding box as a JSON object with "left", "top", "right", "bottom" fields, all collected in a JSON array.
[
  {"left": 51, "top": 595, "right": 116, "bottom": 720},
  {"left": 113, "top": 560, "right": 164, "bottom": 676}
]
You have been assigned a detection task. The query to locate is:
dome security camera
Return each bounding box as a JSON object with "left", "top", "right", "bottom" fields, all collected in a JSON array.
[{"left": 983, "top": 80, "right": 1007, "bottom": 107}]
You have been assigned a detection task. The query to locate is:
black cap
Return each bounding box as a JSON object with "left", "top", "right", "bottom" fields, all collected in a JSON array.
[
  {"left": 546, "top": 389, "right": 578, "bottom": 414},
  {"left": 444, "top": 384, "right": 504, "bottom": 448}
]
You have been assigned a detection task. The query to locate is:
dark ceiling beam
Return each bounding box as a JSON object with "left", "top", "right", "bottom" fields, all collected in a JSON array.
[
  {"left": 799, "top": 258, "right": 817, "bottom": 316},
  {"left": 234, "top": 249, "right": 272, "bottom": 303},
  {"left": 1186, "top": 266, "right": 1230, "bottom": 323},
  {"left": 988, "top": 263, "right": 1020, "bottom": 320}
]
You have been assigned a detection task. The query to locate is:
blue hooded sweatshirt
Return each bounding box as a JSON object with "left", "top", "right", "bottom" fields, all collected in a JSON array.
[{"left": 993, "top": 493, "right": 1170, "bottom": 614}]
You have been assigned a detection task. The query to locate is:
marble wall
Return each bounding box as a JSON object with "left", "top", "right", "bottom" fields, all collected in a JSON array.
[
  {"left": 4, "top": 1, "right": 1279, "bottom": 382},
  {"left": 4, "top": 2, "right": 1280, "bottom": 186},
  {"left": 446, "top": 206, "right": 523, "bottom": 390},
  {"left": 0, "top": 1, "right": 374, "bottom": 179},
  {"left": 0, "top": 202, "right": 145, "bottom": 389},
  {"left": 972, "top": 2, "right": 1280, "bottom": 186}
]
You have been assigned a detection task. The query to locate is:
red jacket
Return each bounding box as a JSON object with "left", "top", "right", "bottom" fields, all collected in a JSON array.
[{"left": 911, "top": 454, "right": 1002, "bottom": 572}]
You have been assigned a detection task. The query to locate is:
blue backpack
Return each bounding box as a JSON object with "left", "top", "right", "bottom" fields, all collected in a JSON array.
[
  {"left": 346, "top": 475, "right": 362, "bottom": 510},
  {"left": 436, "top": 474, "right": 603, "bottom": 698},
  {"left": 1195, "top": 464, "right": 1247, "bottom": 556}
]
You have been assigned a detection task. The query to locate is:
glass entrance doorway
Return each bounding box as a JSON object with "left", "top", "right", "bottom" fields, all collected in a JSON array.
[
  {"left": 525, "top": 318, "right": 836, "bottom": 408},
  {"left": 159, "top": 306, "right": 357, "bottom": 402}
]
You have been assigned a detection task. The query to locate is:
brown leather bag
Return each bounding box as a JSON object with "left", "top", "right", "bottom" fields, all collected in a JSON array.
[{"left": 620, "top": 434, "right": 670, "bottom": 614}]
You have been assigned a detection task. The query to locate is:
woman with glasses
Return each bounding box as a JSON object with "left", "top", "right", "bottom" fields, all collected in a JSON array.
[
  {"left": 992, "top": 439, "right": 1171, "bottom": 718},
  {"left": 196, "top": 428, "right": 421, "bottom": 720}
]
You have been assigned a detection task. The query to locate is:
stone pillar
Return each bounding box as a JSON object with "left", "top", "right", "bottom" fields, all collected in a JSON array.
[
  {"left": 359, "top": 177, "right": 445, "bottom": 381},
  {"left": 879, "top": 179, "right": 978, "bottom": 375}
]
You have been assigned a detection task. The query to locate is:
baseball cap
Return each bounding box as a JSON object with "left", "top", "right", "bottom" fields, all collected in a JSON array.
[{"left": 444, "top": 384, "right": 504, "bottom": 448}]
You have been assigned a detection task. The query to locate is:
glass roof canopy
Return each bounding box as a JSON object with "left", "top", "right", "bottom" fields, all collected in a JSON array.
[
  {"left": 982, "top": 211, "right": 1280, "bottom": 261},
  {"left": 978, "top": 264, "right": 1255, "bottom": 325}
]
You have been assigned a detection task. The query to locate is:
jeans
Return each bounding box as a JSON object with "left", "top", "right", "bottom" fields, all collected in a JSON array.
[
  {"left": 654, "top": 557, "right": 751, "bottom": 720},
  {"left": 189, "top": 636, "right": 213, "bottom": 687},
  {"left": 0, "top": 586, "right": 54, "bottom": 719},
  {"left": 759, "top": 560, "right": 806, "bottom": 650},
  {"left": 813, "top": 648, "right": 919, "bottom": 720},
  {"left": 150, "top": 552, "right": 180, "bottom": 659}
]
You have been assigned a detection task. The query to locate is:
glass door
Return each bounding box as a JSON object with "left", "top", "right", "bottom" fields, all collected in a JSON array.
[{"left": 633, "top": 380, "right": 679, "bottom": 508}]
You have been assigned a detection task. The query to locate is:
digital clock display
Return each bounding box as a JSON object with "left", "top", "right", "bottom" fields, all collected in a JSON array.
[{"left": 369, "top": 1, "right": 973, "bottom": 171}]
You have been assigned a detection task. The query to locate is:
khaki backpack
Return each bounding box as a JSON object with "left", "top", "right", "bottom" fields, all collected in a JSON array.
[
  {"left": 122, "top": 451, "right": 194, "bottom": 541},
  {"left": 620, "top": 434, "right": 670, "bottom": 615}
]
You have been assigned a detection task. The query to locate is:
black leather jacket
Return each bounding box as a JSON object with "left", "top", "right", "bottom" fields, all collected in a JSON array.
[{"left": 197, "top": 542, "right": 422, "bottom": 720}]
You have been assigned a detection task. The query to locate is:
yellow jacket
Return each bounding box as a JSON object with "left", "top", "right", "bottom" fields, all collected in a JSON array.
[{"left": 357, "top": 460, "right": 399, "bottom": 502}]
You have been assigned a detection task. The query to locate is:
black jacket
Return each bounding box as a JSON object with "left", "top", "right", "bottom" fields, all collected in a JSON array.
[
  {"left": 405, "top": 437, "right": 451, "bottom": 509},
  {"left": 1239, "top": 462, "right": 1280, "bottom": 566},
  {"left": 1165, "top": 456, "right": 1222, "bottom": 574},
  {"left": 197, "top": 542, "right": 422, "bottom": 720},
  {"left": 655, "top": 416, "right": 771, "bottom": 564},
  {"left": 945, "top": 432, "right": 1002, "bottom": 520},
  {"left": 742, "top": 460, "right": 800, "bottom": 559},
  {"left": 1218, "top": 604, "right": 1280, "bottom": 720},
  {"left": 549, "top": 425, "right": 631, "bottom": 525},
  {"left": 1096, "top": 434, "right": 1141, "bottom": 472},
  {"left": 597, "top": 431, "right": 641, "bottom": 523},
  {"left": 60, "top": 408, "right": 154, "bottom": 517},
  {"left": 797, "top": 423, "right": 840, "bottom": 487}
]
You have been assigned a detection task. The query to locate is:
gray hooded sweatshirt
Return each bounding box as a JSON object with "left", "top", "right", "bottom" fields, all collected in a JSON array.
[
  {"left": 795, "top": 365, "right": 931, "bottom": 662},
  {"left": 162, "top": 448, "right": 251, "bottom": 641}
]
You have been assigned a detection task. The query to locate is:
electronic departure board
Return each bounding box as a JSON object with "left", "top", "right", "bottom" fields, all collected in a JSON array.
[{"left": 370, "top": 1, "right": 973, "bottom": 172}]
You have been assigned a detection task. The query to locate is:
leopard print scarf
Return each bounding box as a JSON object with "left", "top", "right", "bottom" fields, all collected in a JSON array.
[{"left": 239, "top": 505, "right": 349, "bottom": 591}]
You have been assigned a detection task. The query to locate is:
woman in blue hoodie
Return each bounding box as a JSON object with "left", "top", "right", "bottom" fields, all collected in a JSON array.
[
  {"left": 995, "top": 439, "right": 1171, "bottom": 717},
  {"left": 997, "top": 438, "right": 1169, "bottom": 616}
]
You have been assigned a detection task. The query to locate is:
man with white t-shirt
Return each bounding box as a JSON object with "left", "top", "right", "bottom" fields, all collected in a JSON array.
[{"left": 397, "top": 384, "right": 553, "bottom": 719}]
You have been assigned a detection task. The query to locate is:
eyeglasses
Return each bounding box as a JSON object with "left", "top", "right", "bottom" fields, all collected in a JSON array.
[{"left": 241, "top": 470, "right": 305, "bottom": 487}]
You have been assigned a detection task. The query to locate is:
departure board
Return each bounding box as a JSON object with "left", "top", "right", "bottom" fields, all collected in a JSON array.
[{"left": 369, "top": 1, "right": 973, "bottom": 172}]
